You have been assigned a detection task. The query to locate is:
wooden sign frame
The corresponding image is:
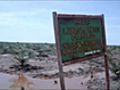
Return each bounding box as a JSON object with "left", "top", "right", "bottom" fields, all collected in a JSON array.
[{"left": 53, "top": 12, "right": 110, "bottom": 90}]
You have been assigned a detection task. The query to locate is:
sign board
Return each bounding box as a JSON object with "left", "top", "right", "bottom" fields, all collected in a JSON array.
[
  {"left": 53, "top": 12, "right": 109, "bottom": 90},
  {"left": 54, "top": 14, "right": 106, "bottom": 64}
]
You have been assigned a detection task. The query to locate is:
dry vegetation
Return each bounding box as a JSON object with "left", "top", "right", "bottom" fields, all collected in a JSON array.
[{"left": 0, "top": 42, "right": 120, "bottom": 89}]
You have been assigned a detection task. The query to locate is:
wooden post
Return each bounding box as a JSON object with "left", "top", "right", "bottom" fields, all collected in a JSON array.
[
  {"left": 102, "top": 14, "right": 110, "bottom": 90},
  {"left": 104, "top": 53, "right": 110, "bottom": 90},
  {"left": 53, "top": 12, "right": 66, "bottom": 90}
]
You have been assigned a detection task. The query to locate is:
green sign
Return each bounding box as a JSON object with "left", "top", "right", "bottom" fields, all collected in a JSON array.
[
  {"left": 53, "top": 13, "right": 109, "bottom": 90},
  {"left": 58, "top": 16, "right": 105, "bottom": 63}
]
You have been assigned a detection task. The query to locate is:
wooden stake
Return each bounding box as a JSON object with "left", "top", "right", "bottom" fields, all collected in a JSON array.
[
  {"left": 102, "top": 14, "right": 110, "bottom": 90},
  {"left": 53, "top": 12, "right": 66, "bottom": 90},
  {"left": 104, "top": 53, "right": 110, "bottom": 90}
]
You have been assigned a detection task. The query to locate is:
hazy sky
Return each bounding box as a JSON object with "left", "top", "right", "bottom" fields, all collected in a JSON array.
[{"left": 0, "top": 1, "right": 120, "bottom": 45}]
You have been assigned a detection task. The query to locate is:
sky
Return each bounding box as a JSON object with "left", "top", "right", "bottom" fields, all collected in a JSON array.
[{"left": 0, "top": 1, "right": 120, "bottom": 45}]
